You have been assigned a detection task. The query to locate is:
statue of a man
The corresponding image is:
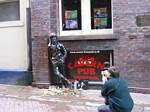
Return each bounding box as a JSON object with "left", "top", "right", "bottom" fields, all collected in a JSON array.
[{"left": 48, "top": 33, "right": 70, "bottom": 88}]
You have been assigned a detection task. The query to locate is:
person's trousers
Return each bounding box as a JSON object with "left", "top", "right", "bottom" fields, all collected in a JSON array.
[{"left": 98, "top": 105, "right": 112, "bottom": 112}]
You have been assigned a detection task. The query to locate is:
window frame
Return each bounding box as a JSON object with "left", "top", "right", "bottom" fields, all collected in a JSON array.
[
  {"left": 59, "top": 0, "right": 113, "bottom": 36},
  {"left": 0, "top": 0, "right": 25, "bottom": 28}
]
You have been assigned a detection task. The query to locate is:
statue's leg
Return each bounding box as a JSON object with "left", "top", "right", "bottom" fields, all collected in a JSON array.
[
  {"left": 54, "top": 66, "right": 64, "bottom": 87},
  {"left": 57, "top": 63, "right": 71, "bottom": 88},
  {"left": 52, "top": 62, "right": 62, "bottom": 86},
  {"left": 52, "top": 64, "right": 66, "bottom": 88}
]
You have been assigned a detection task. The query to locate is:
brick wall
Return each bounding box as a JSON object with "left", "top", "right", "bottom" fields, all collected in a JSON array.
[
  {"left": 31, "top": 0, "right": 51, "bottom": 86},
  {"left": 31, "top": 0, "right": 150, "bottom": 89},
  {"left": 113, "top": 0, "right": 150, "bottom": 88}
]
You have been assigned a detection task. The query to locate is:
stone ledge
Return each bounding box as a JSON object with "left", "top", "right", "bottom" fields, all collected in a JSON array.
[
  {"left": 58, "top": 35, "right": 118, "bottom": 41},
  {"left": 32, "top": 82, "right": 50, "bottom": 89},
  {"left": 129, "top": 87, "right": 150, "bottom": 94}
]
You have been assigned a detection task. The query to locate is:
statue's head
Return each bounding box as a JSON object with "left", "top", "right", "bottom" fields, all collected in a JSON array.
[{"left": 49, "top": 33, "right": 57, "bottom": 44}]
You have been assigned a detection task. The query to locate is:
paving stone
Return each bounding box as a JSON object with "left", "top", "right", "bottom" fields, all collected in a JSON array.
[
  {"left": 132, "top": 105, "right": 144, "bottom": 112},
  {"left": 144, "top": 107, "right": 150, "bottom": 112},
  {"left": 0, "top": 85, "right": 150, "bottom": 112}
]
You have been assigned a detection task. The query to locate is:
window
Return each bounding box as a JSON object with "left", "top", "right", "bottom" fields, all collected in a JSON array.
[
  {"left": 59, "top": 0, "right": 113, "bottom": 36},
  {"left": 66, "top": 50, "right": 113, "bottom": 81},
  {"left": 91, "top": 0, "right": 112, "bottom": 29},
  {"left": 0, "top": 0, "right": 20, "bottom": 22},
  {"left": 62, "top": 0, "right": 81, "bottom": 30}
]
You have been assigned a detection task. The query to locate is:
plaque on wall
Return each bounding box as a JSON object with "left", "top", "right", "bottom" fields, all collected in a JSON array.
[{"left": 136, "top": 15, "right": 150, "bottom": 27}]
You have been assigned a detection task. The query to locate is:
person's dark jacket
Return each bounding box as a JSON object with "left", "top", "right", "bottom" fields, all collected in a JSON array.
[{"left": 101, "top": 77, "right": 134, "bottom": 112}]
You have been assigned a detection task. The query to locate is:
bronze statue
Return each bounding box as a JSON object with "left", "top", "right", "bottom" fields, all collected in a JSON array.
[{"left": 48, "top": 33, "right": 71, "bottom": 88}]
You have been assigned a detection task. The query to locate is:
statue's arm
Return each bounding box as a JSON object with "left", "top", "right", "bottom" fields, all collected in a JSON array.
[
  {"left": 60, "top": 43, "right": 67, "bottom": 59},
  {"left": 48, "top": 45, "right": 53, "bottom": 61}
]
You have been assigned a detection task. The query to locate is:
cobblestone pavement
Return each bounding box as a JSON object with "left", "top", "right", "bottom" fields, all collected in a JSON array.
[
  {"left": 0, "top": 84, "right": 150, "bottom": 112},
  {"left": 0, "top": 97, "right": 98, "bottom": 112}
]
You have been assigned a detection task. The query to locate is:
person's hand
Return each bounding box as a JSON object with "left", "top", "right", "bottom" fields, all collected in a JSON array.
[
  {"left": 102, "top": 75, "right": 107, "bottom": 84},
  {"left": 101, "top": 71, "right": 108, "bottom": 84}
]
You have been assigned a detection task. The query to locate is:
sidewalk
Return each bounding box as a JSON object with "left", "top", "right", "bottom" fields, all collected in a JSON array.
[{"left": 0, "top": 84, "right": 150, "bottom": 112}]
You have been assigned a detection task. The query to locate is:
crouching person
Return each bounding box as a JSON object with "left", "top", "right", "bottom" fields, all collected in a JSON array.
[{"left": 98, "top": 66, "right": 134, "bottom": 112}]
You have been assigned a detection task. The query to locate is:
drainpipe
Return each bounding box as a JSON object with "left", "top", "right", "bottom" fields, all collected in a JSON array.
[{"left": 26, "top": 7, "right": 32, "bottom": 71}]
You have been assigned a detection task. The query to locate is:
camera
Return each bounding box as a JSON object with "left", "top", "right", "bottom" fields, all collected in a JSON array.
[
  {"left": 101, "top": 70, "right": 107, "bottom": 83},
  {"left": 101, "top": 71, "right": 106, "bottom": 76}
]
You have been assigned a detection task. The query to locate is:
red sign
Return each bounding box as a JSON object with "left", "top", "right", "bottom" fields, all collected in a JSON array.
[{"left": 66, "top": 50, "right": 112, "bottom": 81}]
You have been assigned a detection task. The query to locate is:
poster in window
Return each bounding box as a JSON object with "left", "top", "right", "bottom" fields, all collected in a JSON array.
[
  {"left": 94, "top": 18, "right": 101, "bottom": 29},
  {"left": 94, "top": 8, "right": 107, "bottom": 18},
  {"left": 94, "top": 18, "right": 107, "bottom": 29},
  {"left": 65, "top": 10, "right": 77, "bottom": 19},
  {"left": 93, "top": 8, "right": 108, "bottom": 29},
  {"left": 101, "top": 18, "right": 107, "bottom": 26},
  {"left": 64, "top": 10, "right": 78, "bottom": 29},
  {"left": 65, "top": 20, "right": 78, "bottom": 29}
]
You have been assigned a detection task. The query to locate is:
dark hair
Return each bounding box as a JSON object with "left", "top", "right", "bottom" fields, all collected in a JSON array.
[{"left": 108, "top": 66, "right": 120, "bottom": 77}]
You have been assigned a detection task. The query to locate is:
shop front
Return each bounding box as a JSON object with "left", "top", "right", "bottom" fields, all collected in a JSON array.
[{"left": 31, "top": 0, "right": 150, "bottom": 91}]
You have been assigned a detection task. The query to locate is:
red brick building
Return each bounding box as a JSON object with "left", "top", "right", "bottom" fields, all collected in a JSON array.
[{"left": 31, "top": 0, "right": 150, "bottom": 91}]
